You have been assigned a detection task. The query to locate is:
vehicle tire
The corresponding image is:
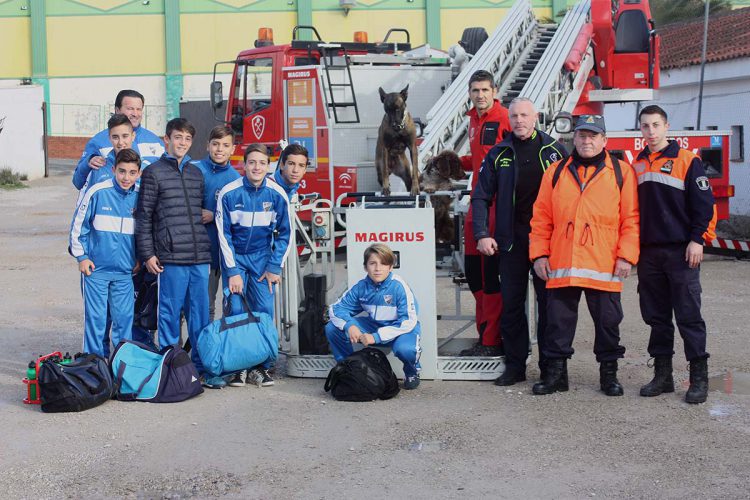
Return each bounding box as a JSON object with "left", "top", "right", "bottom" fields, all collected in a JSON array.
[{"left": 460, "top": 27, "right": 489, "bottom": 55}]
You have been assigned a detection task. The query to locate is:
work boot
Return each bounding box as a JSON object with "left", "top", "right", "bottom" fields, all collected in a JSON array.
[
  {"left": 539, "top": 358, "right": 568, "bottom": 388},
  {"left": 532, "top": 359, "right": 568, "bottom": 395},
  {"left": 685, "top": 357, "right": 709, "bottom": 404},
  {"left": 640, "top": 356, "right": 675, "bottom": 397},
  {"left": 599, "top": 360, "right": 624, "bottom": 396},
  {"left": 494, "top": 367, "right": 526, "bottom": 386}
]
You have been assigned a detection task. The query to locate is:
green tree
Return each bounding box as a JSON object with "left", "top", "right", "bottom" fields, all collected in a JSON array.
[{"left": 650, "top": 0, "right": 732, "bottom": 27}]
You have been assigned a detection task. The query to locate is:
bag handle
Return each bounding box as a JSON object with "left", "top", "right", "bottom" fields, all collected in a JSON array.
[
  {"left": 324, "top": 364, "right": 344, "bottom": 392},
  {"left": 222, "top": 287, "right": 255, "bottom": 317}
]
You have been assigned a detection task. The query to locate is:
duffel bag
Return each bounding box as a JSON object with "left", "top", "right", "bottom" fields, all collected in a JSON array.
[
  {"left": 38, "top": 353, "right": 113, "bottom": 412},
  {"left": 324, "top": 347, "right": 400, "bottom": 402},
  {"left": 110, "top": 340, "right": 203, "bottom": 403},
  {"left": 196, "top": 291, "right": 278, "bottom": 377}
]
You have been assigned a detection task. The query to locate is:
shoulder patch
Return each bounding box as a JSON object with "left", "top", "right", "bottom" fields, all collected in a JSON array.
[
  {"left": 660, "top": 160, "right": 673, "bottom": 174},
  {"left": 696, "top": 176, "right": 710, "bottom": 191}
]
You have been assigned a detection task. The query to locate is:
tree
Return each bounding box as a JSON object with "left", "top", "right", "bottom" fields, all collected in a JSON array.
[{"left": 650, "top": 0, "right": 732, "bottom": 27}]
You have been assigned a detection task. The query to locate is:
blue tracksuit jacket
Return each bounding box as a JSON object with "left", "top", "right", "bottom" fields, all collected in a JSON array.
[
  {"left": 73, "top": 125, "right": 164, "bottom": 190},
  {"left": 193, "top": 157, "right": 241, "bottom": 269},
  {"left": 272, "top": 168, "right": 300, "bottom": 199},
  {"left": 329, "top": 272, "right": 421, "bottom": 343},
  {"left": 216, "top": 176, "right": 291, "bottom": 277},
  {"left": 70, "top": 178, "right": 138, "bottom": 280}
]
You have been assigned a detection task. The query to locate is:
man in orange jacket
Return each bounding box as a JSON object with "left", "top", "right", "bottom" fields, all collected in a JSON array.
[
  {"left": 529, "top": 115, "right": 640, "bottom": 396},
  {"left": 459, "top": 70, "right": 511, "bottom": 356}
]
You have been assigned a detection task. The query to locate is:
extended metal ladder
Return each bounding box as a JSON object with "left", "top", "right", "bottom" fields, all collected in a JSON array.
[{"left": 417, "top": 0, "right": 595, "bottom": 162}]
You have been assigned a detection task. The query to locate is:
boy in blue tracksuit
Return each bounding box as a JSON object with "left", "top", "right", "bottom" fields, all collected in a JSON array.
[
  {"left": 70, "top": 149, "right": 141, "bottom": 357},
  {"left": 271, "top": 143, "right": 309, "bottom": 199},
  {"left": 193, "top": 125, "right": 241, "bottom": 321},
  {"left": 216, "top": 143, "right": 291, "bottom": 387},
  {"left": 73, "top": 90, "right": 163, "bottom": 190},
  {"left": 326, "top": 243, "right": 422, "bottom": 389}
]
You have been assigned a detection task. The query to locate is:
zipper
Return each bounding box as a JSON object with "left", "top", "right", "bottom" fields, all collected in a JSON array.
[
  {"left": 242, "top": 184, "right": 259, "bottom": 254},
  {"left": 177, "top": 161, "right": 200, "bottom": 261}
]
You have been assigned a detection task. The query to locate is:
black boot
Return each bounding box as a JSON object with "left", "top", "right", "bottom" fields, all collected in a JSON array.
[
  {"left": 494, "top": 366, "right": 526, "bottom": 386},
  {"left": 599, "top": 360, "right": 624, "bottom": 396},
  {"left": 640, "top": 356, "right": 675, "bottom": 397},
  {"left": 685, "top": 357, "right": 709, "bottom": 404},
  {"left": 532, "top": 359, "right": 568, "bottom": 395}
]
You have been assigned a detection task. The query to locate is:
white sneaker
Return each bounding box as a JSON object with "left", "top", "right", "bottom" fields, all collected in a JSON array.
[{"left": 228, "top": 370, "right": 246, "bottom": 387}]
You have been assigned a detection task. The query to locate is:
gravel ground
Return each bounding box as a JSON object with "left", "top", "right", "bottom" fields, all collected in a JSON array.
[{"left": 1, "top": 163, "right": 749, "bottom": 499}]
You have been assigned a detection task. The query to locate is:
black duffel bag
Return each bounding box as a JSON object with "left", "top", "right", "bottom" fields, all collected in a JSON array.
[
  {"left": 324, "top": 347, "right": 400, "bottom": 401},
  {"left": 38, "top": 353, "right": 114, "bottom": 412}
]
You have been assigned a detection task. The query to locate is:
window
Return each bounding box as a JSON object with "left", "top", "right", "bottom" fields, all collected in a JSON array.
[
  {"left": 731, "top": 125, "right": 745, "bottom": 162},
  {"left": 707, "top": 125, "right": 718, "bottom": 130},
  {"left": 232, "top": 57, "right": 273, "bottom": 117}
]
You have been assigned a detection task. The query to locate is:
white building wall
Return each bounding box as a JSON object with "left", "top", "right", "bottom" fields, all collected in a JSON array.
[
  {"left": 604, "top": 58, "right": 750, "bottom": 216},
  {"left": 0, "top": 85, "right": 46, "bottom": 180}
]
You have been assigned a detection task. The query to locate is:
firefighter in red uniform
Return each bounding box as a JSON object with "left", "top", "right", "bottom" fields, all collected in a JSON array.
[
  {"left": 459, "top": 70, "right": 511, "bottom": 356},
  {"left": 635, "top": 105, "right": 717, "bottom": 404}
]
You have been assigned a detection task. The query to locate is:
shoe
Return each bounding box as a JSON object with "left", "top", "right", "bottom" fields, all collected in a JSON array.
[
  {"left": 246, "top": 368, "right": 264, "bottom": 387},
  {"left": 258, "top": 368, "right": 274, "bottom": 386},
  {"left": 494, "top": 369, "right": 526, "bottom": 386},
  {"left": 459, "top": 343, "right": 504, "bottom": 357},
  {"left": 404, "top": 375, "right": 420, "bottom": 390},
  {"left": 201, "top": 375, "right": 227, "bottom": 389},
  {"left": 640, "top": 356, "right": 675, "bottom": 397},
  {"left": 685, "top": 357, "right": 708, "bottom": 404},
  {"left": 600, "top": 360, "right": 624, "bottom": 397},
  {"left": 228, "top": 370, "right": 247, "bottom": 387},
  {"left": 532, "top": 359, "right": 568, "bottom": 395}
]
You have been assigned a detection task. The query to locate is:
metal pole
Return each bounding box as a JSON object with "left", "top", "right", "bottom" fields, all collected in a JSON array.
[{"left": 697, "top": 0, "right": 710, "bottom": 130}]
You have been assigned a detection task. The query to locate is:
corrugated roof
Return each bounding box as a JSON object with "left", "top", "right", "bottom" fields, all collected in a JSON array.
[{"left": 659, "top": 7, "right": 750, "bottom": 69}]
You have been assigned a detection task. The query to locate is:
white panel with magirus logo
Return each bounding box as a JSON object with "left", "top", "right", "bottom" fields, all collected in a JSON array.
[{"left": 345, "top": 206, "right": 437, "bottom": 379}]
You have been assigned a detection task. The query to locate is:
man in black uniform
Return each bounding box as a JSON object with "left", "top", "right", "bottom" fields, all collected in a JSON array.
[{"left": 471, "top": 97, "right": 567, "bottom": 386}]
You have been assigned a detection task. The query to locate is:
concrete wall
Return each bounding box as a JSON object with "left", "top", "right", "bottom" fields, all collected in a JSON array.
[{"left": 0, "top": 85, "right": 46, "bottom": 180}]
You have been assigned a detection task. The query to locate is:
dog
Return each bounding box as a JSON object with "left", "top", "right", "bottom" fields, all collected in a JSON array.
[
  {"left": 419, "top": 150, "right": 466, "bottom": 243},
  {"left": 375, "top": 85, "right": 420, "bottom": 196}
]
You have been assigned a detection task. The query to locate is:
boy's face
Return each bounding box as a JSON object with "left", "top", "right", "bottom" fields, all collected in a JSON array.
[
  {"left": 164, "top": 129, "right": 193, "bottom": 161},
  {"left": 115, "top": 96, "right": 144, "bottom": 129},
  {"left": 245, "top": 151, "right": 269, "bottom": 186},
  {"left": 639, "top": 113, "right": 670, "bottom": 151},
  {"left": 109, "top": 124, "right": 134, "bottom": 155},
  {"left": 207, "top": 134, "right": 233, "bottom": 165},
  {"left": 365, "top": 254, "right": 393, "bottom": 283},
  {"left": 114, "top": 161, "right": 141, "bottom": 190},
  {"left": 280, "top": 153, "right": 308, "bottom": 186}
]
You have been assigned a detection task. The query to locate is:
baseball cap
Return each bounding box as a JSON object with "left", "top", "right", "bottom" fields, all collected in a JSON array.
[{"left": 574, "top": 114, "right": 606, "bottom": 134}]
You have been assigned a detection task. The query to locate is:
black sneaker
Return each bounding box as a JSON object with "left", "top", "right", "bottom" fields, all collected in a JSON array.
[
  {"left": 258, "top": 368, "right": 274, "bottom": 387},
  {"left": 228, "top": 370, "right": 246, "bottom": 387},
  {"left": 459, "top": 343, "right": 504, "bottom": 357}
]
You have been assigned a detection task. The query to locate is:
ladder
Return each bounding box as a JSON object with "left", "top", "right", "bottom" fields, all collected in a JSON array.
[
  {"left": 417, "top": 0, "right": 595, "bottom": 163},
  {"left": 319, "top": 44, "right": 360, "bottom": 124}
]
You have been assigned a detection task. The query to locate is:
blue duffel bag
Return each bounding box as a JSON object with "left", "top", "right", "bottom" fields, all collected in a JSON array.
[{"left": 196, "top": 291, "right": 279, "bottom": 377}]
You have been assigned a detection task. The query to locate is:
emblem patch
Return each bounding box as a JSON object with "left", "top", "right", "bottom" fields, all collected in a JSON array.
[
  {"left": 634, "top": 161, "right": 647, "bottom": 174},
  {"left": 660, "top": 160, "right": 673, "bottom": 174},
  {"left": 549, "top": 152, "right": 559, "bottom": 162},
  {"left": 252, "top": 115, "right": 265, "bottom": 140},
  {"left": 696, "top": 176, "right": 710, "bottom": 191},
  {"left": 262, "top": 201, "right": 273, "bottom": 211},
  {"left": 383, "top": 294, "right": 393, "bottom": 305},
  {"left": 497, "top": 157, "right": 512, "bottom": 168}
]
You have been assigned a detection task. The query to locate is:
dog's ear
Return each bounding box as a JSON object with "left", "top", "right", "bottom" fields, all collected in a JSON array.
[
  {"left": 400, "top": 85, "right": 409, "bottom": 102},
  {"left": 437, "top": 160, "right": 451, "bottom": 179},
  {"left": 451, "top": 158, "right": 467, "bottom": 180},
  {"left": 379, "top": 87, "right": 386, "bottom": 103}
]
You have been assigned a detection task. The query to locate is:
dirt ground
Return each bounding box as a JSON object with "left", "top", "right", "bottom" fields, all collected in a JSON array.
[{"left": 1, "top": 163, "right": 749, "bottom": 500}]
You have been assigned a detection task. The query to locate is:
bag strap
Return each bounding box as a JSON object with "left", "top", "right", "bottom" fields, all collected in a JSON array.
[
  {"left": 324, "top": 365, "right": 343, "bottom": 392},
  {"left": 222, "top": 288, "right": 255, "bottom": 317},
  {"left": 552, "top": 155, "right": 623, "bottom": 190},
  {"left": 113, "top": 361, "right": 139, "bottom": 402},
  {"left": 551, "top": 158, "right": 570, "bottom": 189},
  {"left": 219, "top": 314, "right": 259, "bottom": 332}
]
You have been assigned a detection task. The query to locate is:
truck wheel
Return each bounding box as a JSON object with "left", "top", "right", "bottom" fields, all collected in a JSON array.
[{"left": 460, "top": 27, "right": 489, "bottom": 55}]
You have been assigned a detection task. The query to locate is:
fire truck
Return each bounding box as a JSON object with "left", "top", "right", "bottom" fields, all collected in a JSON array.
[{"left": 209, "top": 0, "right": 738, "bottom": 380}]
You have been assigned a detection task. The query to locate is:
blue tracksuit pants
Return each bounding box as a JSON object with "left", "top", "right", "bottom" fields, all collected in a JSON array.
[
  {"left": 82, "top": 275, "right": 133, "bottom": 358},
  {"left": 158, "top": 264, "right": 209, "bottom": 373},
  {"left": 325, "top": 317, "right": 421, "bottom": 377}
]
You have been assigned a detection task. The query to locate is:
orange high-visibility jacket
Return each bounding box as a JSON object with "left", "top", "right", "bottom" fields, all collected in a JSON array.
[{"left": 530, "top": 152, "right": 640, "bottom": 292}]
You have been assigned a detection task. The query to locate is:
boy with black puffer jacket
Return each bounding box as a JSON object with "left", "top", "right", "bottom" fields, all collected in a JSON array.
[{"left": 70, "top": 148, "right": 142, "bottom": 357}]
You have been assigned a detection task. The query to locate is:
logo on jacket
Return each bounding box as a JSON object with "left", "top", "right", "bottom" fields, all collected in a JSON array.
[
  {"left": 384, "top": 294, "right": 393, "bottom": 305},
  {"left": 660, "top": 160, "right": 673, "bottom": 174},
  {"left": 262, "top": 201, "right": 273, "bottom": 212},
  {"left": 634, "top": 161, "right": 647, "bottom": 174},
  {"left": 696, "top": 176, "right": 710, "bottom": 191},
  {"left": 252, "top": 115, "right": 265, "bottom": 140},
  {"left": 496, "top": 157, "right": 512, "bottom": 169},
  {"left": 549, "top": 152, "right": 559, "bottom": 162}
]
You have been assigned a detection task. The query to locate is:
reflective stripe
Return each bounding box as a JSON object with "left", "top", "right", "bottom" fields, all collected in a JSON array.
[
  {"left": 92, "top": 214, "right": 134, "bottom": 234},
  {"left": 121, "top": 217, "right": 135, "bottom": 235},
  {"left": 70, "top": 180, "right": 113, "bottom": 258},
  {"left": 377, "top": 275, "right": 419, "bottom": 342},
  {"left": 363, "top": 304, "right": 398, "bottom": 321},
  {"left": 137, "top": 142, "right": 165, "bottom": 158},
  {"left": 229, "top": 210, "right": 275, "bottom": 227},
  {"left": 637, "top": 171, "right": 685, "bottom": 191},
  {"left": 548, "top": 267, "right": 622, "bottom": 283}
]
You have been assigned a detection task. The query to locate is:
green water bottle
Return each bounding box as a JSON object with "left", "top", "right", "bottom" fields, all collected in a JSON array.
[
  {"left": 26, "top": 361, "right": 37, "bottom": 401},
  {"left": 62, "top": 352, "right": 72, "bottom": 364}
]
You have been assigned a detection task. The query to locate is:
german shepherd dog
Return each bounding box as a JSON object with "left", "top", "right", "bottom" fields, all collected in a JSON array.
[
  {"left": 376, "top": 85, "right": 420, "bottom": 196},
  {"left": 419, "top": 150, "right": 466, "bottom": 243}
]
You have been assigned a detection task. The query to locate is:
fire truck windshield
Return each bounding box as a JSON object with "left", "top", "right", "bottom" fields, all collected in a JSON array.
[{"left": 232, "top": 57, "right": 273, "bottom": 119}]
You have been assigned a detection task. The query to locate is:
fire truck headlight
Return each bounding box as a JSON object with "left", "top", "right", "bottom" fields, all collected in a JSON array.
[{"left": 554, "top": 112, "right": 573, "bottom": 134}]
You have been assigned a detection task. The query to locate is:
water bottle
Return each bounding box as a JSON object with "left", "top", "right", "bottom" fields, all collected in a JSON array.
[
  {"left": 62, "top": 352, "right": 72, "bottom": 364},
  {"left": 26, "top": 361, "right": 37, "bottom": 401}
]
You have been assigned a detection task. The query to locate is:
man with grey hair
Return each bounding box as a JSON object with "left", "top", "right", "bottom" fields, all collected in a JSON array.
[{"left": 471, "top": 97, "right": 567, "bottom": 386}]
